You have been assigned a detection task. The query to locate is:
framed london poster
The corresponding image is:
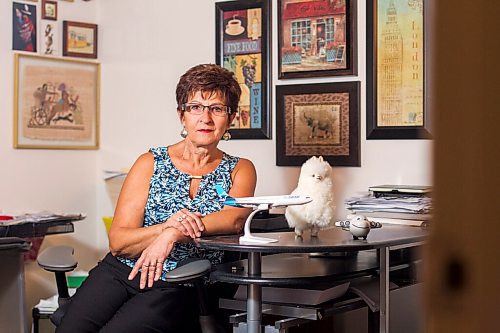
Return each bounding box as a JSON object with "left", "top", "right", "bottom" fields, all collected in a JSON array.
[
  {"left": 276, "top": 82, "right": 360, "bottom": 166},
  {"left": 215, "top": 0, "right": 271, "bottom": 139},
  {"left": 14, "top": 54, "right": 100, "bottom": 149},
  {"left": 278, "top": 0, "right": 357, "bottom": 79},
  {"left": 366, "top": 0, "right": 431, "bottom": 139}
]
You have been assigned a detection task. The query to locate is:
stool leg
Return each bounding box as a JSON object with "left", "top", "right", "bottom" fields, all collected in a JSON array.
[
  {"left": 368, "top": 309, "right": 379, "bottom": 333},
  {"left": 32, "top": 307, "right": 40, "bottom": 333},
  {"left": 55, "top": 271, "right": 69, "bottom": 300}
]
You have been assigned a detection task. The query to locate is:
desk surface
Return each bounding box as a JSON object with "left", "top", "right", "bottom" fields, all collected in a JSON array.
[
  {"left": 211, "top": 251, "right": 387, "bottom": 286},
  {"left": 197, "top": 224, "right": 427, "bottom": 253},
  {"left": 0, "top": 214, "right": 85, "bottom": 238}
]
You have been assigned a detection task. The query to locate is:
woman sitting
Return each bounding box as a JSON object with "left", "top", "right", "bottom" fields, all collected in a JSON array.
[{"left": 57, "top": 64, "right": 256, "bottom": 332}]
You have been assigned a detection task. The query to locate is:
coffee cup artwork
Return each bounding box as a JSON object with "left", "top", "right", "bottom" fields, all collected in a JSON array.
[{"left": 225, "top": 16, "right": 245, "bottom": 36}]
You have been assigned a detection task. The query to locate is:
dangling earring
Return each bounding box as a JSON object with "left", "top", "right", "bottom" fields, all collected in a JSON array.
[
  {"left": 222, "top": 130, "right": 231, "bottom": 141},
  {"left": 180, "top": 127, "right": 188, "bottom": 138}
]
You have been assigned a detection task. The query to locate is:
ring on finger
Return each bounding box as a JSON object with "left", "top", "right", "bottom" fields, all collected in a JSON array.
[
  {"left": 177, "top": 216, "right": 184, "bottom": 222},
  {"left": 182, "top": 214, "right": 187, "bottom": 219}
]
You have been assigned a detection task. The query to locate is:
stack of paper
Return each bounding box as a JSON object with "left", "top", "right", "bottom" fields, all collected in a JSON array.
[
  {"left": 345, "top": 191, "right": 432, "bottom": 226},
  {"left": 345, "top": 194, "right": 432, "bottom": 214},
  {"left": 34, "top": 295, "right": 58, "bottom": 314},
  {"left": 34, "top": 289, "right": 76, "bottom": 314},
  {"left": 104, "top": 170, "right": 128, "bottom": 210},
  {"left": 0, "top": 211, "right": 85, "bottom": 226}
]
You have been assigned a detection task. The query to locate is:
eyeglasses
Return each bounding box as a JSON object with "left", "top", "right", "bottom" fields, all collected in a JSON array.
[{"left": 181, "top": 103, "right": 231, "bottom": 117}]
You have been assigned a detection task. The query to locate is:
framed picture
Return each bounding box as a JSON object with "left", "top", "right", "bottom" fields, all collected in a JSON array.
[
  {"left": 366, "top": 0, "right": 431, "bottom": 139},
  {"left": 278, "top": 0, "right": 357, "bottom": 79},
  {"left": 63, "top": 21, "right": 98, "bottom": 59},
  {"left": 14, "top": 53, "right": 100, "bottom": 149},
  {"left": 41, "top": 20, "right": 58, "bottom": 55},
  {"left": 12, "top": 2, "right": 37, "bottom": 52},
  {"left": 42, "top": 0, "right": 57, "bottom": 20},
  {"left": 276, "top": 82, "right": 360, "bottom": 166},
  {"left": 215, "top": 0, "right": 271, "bottom": 139}
]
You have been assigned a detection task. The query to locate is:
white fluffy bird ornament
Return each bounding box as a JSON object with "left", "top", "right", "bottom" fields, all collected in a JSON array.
[{"left": 285, "top": 156, "right": 335, "bottom": 237}]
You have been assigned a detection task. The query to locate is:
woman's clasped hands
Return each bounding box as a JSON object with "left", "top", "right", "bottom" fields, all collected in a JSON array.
[
  {"left": 164, "top": 208, "right": 205, "bottom": 239},
  {"left": 128, "top": 209, "right": 205, "bottom": 289}
]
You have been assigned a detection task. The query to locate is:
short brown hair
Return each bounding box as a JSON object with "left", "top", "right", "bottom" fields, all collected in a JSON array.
[{"left": 176, "top": 64, "right": 241, "bottom": 114}]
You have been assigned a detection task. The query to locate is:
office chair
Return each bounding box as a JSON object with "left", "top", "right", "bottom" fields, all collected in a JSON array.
[
  {"left": 34, "top": 245, "right": 77, "bottom": 330},
  {"left": 35, "top": 246, "right": 222, "bottom": 333}
]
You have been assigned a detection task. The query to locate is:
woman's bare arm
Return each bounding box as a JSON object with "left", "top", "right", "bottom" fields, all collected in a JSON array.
[
  {"left": 108, "top": 153, "right": 189, "bottom": 257},
  {"left": 200, "top": 158, "right": 257, "bottom": 235}
]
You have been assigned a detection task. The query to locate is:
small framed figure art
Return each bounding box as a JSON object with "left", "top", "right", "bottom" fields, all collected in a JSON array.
[
  {"left": 41, "top": 20, "right": 58, "bottom": 55},
  {"left": 276, "top": 82, "right": 360, "bottom": 166},
  {"left": 42, "top": 0, "right": 57, "bottom": 21},
  {"left": 366, "top": 0, "right": 431, "bottom": 139},
  {"left": 63, "top": 21, "right": 98, "bottom": 59},
  {"left": 215, "top": 0, "right": 272, "bottom": 139},
  {"left": 278, "top": 0, "right": 357, "bottom": 79},
  {"left": 14, "top": 54, "right": 100, "bottom": 149},
  {"left": 12, "top": 2, "right": 37, "bottom": 52}
]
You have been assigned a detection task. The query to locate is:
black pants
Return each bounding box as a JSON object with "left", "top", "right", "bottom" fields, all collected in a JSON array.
[{"left": 56, "top": 253, "right": 202, "bottom": 333}]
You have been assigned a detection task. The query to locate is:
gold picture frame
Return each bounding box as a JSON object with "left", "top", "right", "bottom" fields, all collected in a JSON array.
[{"left": 14, "top": 53, "right": 100, "bottom": 149}]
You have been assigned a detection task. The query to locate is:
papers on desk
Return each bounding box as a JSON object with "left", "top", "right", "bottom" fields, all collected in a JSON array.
[
  {"left": 345, "top": 193, "right": 432, "bottom": 214},
  {"left": 0, "top": 211, "right": 86, "bottom": 226},
  {"left": 103, "top": 169, "right": 128, "bottom": 180},
  {"left": 234, "top": 282, "right": 350, "bottom": 306},
  {"left": 104, "top": 170, "right": 128, "bottom": 210},
  {"left": 345, "top": 192, "right": 432, "bottom": 227}
]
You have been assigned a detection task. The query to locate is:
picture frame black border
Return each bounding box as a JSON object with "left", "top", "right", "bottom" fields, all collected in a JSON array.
[
  {"left": 276, "top": 81, "right": 360, "bottom": 167},
  {"left": 277, "top": 0, "right": 358, "bottom": 79},
  {"left": 366, "top": 0, "right": 432, "bottom": 140},
  {"left": 215, "top": 0, "right": 272, "bottom": 139},
  {"left": 12, "top": 2, "right": 38, "bottom": 53}
]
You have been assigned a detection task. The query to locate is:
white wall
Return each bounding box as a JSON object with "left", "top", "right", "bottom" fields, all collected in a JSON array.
[
  {"left": 0, "top": 0, "right": 432, "bottom": 325},
  {"left": 0, "top": 0, "right": 100, "bottom": 324},
  {"left": 96, "top": 0, "right": 433, "bottom": 235}
]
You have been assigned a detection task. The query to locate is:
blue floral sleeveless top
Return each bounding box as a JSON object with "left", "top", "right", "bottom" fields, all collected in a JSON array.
[{"left": 116, "top": 146, "right": 239, "bottom": 281}]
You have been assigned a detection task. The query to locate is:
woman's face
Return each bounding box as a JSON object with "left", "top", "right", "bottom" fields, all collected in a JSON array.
[{"left": 180, "top": 90, "right": 234, "bottom": 147}]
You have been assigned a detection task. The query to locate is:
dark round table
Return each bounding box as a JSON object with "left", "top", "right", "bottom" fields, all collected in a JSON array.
[{"left": 196, "top": 225, "right": 427, "bottom": 333}]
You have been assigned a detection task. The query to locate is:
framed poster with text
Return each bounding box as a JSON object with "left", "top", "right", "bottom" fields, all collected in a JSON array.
[
  {"left": 216, "top": 0, "right": 271, "bottom": 139},
  {"left": 366, "top": 0, "right": 431, "bottom": 139}
]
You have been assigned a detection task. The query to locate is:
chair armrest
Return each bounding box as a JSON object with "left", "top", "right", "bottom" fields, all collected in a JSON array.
[
  {"left": 164, "top": 259, "right": 212, "bottom": 283},
  {"left": 37, "top": 246, "right": 77, "bottom": 272}
]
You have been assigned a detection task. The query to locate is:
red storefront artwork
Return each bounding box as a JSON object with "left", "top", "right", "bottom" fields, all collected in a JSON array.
[{"left": 278, "top": 0, "right": 357, "bottom": 78}]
